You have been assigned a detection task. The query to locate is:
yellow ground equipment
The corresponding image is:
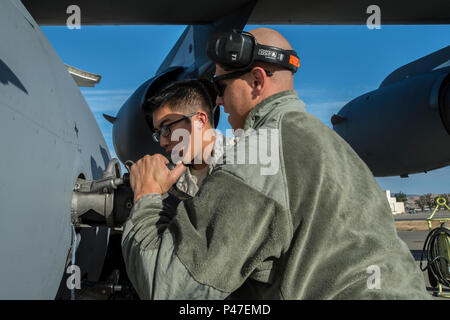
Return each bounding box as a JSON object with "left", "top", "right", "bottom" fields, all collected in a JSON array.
[{"left": 420, "top": 197, "right": 450, "bottom": 298}]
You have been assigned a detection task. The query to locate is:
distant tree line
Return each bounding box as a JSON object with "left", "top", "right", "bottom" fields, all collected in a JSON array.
[{"left": 392, "top": 192, "right": 450, "bottom": 211}]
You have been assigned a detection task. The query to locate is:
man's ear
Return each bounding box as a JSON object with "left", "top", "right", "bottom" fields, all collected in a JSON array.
[
  {"left": 251, "top": 67, "right": 266, "bottom": 94},
  {"left": 197, "top": 111, "right": 209, "bottom": 128}
]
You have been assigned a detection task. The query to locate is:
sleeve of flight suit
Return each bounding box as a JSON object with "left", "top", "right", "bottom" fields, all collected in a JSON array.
[{"left": 121, "top": 169, "right": 292, "bottom": 299}]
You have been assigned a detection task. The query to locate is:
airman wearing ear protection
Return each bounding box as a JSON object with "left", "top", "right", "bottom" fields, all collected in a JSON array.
[{"left": 122, "top": 28, "right": 430, "bottom": 300}]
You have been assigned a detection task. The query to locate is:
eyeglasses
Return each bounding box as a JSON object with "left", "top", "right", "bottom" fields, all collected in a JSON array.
[
  {"left": 152, "top": 112, "right": 199, "bottom": 143},
  {"left": 212, "top": 68, "right": 274, "bottom": 97}
]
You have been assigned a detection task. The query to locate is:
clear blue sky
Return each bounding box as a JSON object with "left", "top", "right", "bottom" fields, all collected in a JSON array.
[{"left": 41, "top": 24, "right": 450, "bottom": 195}]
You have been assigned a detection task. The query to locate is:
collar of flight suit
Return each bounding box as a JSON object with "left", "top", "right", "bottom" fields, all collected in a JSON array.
[
  {"left": 171, "top": 130, "right": 236, "bottom": 199},
  {"left": 243, "top": 90, "right": 302, "bottom": 130}
]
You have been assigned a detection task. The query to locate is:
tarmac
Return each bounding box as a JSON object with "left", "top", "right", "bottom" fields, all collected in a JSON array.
[{"left": 395, "top": 211, "right": 450, "bottom": 221}]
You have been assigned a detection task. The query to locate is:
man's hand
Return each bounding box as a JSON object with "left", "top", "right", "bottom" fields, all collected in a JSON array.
[{"left": 129, "top": 154, "right": 185, "bottom": 203}]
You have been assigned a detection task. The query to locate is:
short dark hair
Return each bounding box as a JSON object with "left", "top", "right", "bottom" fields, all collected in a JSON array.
[{"left": 142, "top": 79, "right": 217, "bottom": 128}]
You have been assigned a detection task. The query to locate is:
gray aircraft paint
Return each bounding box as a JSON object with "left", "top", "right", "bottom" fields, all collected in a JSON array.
[{"left": 0, "top": 0, "right": 109, "bottom": 299}]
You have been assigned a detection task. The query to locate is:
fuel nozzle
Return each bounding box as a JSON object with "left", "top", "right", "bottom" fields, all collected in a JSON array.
[{"left": 71, "top": 159, "right": 134, "bottom": 228}]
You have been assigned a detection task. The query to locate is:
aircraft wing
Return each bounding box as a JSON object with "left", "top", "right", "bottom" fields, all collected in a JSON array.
[{"left": 22, "top": 0, "right": 450, "bottom": 25}]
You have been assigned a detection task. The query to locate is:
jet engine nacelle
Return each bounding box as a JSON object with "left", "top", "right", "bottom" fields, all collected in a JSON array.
[{"left": 332, "top": 68, "right": 450, "bottom": 177}]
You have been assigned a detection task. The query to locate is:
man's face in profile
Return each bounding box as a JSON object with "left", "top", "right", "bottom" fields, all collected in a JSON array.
[
  {"left": 215, "top": 64, "right": 253, "bottom": 130},
  {"left": 152, "top": 104, "right": 203, "bottom": 164}
]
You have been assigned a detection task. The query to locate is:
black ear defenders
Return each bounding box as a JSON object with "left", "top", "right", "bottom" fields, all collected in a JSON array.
[{"left": 207, "top": 30, "right": 300, "bottom": 73}]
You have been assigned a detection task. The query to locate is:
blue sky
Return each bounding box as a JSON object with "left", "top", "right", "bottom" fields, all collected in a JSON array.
[{"left": 41, "top": 24, "right": 450, "bottom": 195}]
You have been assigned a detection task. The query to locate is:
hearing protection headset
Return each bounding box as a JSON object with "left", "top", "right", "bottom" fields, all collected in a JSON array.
[{"left": 207, "top": 30, "right": 300, "bottom": 73}]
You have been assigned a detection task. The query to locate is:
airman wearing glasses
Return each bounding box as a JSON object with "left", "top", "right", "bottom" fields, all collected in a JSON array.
[{"left": 136, "top": 79, "right": 234, "bottom": 201}]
